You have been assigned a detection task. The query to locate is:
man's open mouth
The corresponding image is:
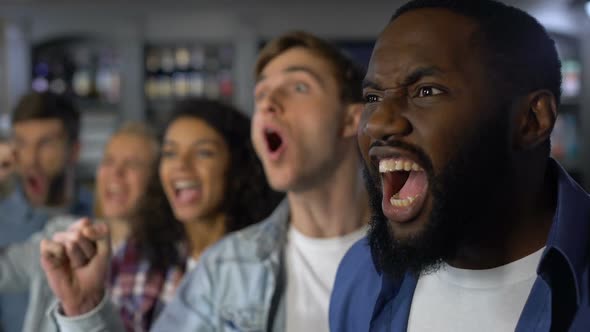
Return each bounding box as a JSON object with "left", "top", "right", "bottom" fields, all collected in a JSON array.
[
  {"left": 379, "top": 158, "right": 429, "bottom": 223},
  {"left": 26, "top": 174, "right": 45, "bottom": 195},
  {"left": 264, "top": 127, "right": 285, "bottom": 159}
]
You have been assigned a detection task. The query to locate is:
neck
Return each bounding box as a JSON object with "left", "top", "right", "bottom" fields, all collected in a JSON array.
[
  {"left": 107, "top": 218, "right": 130, "bottom": 251},
  {"left": 288, "top": 151, "right": 369, "bottom": 238},
  {"left": 184, "top": 213, "right": 227, "bottom": 260},
  {"left": 449, "top": 158, "right": 556, "bottom": 269}
]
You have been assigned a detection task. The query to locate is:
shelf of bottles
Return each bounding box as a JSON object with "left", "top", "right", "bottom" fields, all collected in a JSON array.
[
  {"left": 32, "top": 37, "right": 121, "bottom": 109},
  {"left": 549, "top": 32, "right": 584, "bottom": 186},
  {"left": 31, "top": 37, "right": 122, "bottom": 181},
  {"left": 144, "top": 43, "right": 234, "bottom": 126}
]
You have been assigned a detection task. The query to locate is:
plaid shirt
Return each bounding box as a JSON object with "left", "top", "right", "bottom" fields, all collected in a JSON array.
[{"left": 109, "top": 241, "right": 185, "bottom": 332}]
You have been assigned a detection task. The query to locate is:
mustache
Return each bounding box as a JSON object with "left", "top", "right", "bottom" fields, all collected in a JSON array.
[{"left": 367, "top": 139, "right": 435, "bottom": 177}]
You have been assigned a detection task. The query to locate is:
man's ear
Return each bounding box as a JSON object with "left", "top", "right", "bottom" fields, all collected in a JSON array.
[
  {"left": 342, "top": 103, "right": 363, "bottom": 138},
  {"left": 515, "top": 90, "right": 557, "bottom": 150}
]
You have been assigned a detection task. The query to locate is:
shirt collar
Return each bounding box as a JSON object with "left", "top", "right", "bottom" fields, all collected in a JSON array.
[
  {"left": 255, "top": 199, "right": 290, "bottom": 259},
  {"left": 538, "top": 159, "right": 590, "bottom": 304}
]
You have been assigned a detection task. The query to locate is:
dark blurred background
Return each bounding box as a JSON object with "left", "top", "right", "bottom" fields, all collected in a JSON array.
[{"left": 0, "top": 0, "right": 588, "bottom": 190}]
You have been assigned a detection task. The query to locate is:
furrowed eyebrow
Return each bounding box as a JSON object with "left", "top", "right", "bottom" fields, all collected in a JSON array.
[
  {"left": 400, "top": 66, "right": 443, "bottom": 87},
  {"left": 362, "top": 66, "right": 443, "bottom": 91},
  {"left": 362, "top": 78, "right": 382, "bottom": 90}
]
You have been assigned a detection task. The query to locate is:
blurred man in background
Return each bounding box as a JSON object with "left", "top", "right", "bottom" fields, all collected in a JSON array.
[
  {"left": 0, "top": 91, "right": 92, "bottom": 332},
  {"left": 0, "top": 136, "right": 15, "bottom": 199}
]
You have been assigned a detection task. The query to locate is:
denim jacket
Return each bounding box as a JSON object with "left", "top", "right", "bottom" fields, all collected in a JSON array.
[{"left": 53, "top": 200, "right": 291, "bottom": 332}]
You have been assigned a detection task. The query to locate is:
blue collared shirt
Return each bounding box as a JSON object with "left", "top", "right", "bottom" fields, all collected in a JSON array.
[
  {"left": 330, "top": 160, "right": 590, "bottom": 332},
  {"left": 0, "top": 185, "right": 93, "bottom": 332}
]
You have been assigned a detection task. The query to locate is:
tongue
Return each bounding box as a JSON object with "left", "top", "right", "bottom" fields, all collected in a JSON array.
[
  {"left": 177, "top": 188, "right": 199, "bottom": 204},
  {"left": 398, "top": 171, "right": 428, "bottom": 199}
]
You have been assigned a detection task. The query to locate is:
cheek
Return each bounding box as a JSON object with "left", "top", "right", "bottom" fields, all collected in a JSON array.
[
  {"left": 210, "top": 168, "right": 227, "bottom": 196},
  {"left": 251, "top": 135, "right": 264, "bottom": 157},
  {"left": 159, "top": 162, "right": 169, "bottom": 183},
  {"left": 250, "top": 119, "right": 264, "bottom": 155},
  {"left": 127, "top": 184, "right": 143, "bottom": 206},
  {"left": 96, "top": 169, "right": 107, "bottom": 196},
  {"left": 40, "top": 147, "right": 67, "bottom": 174},
  {"left": 408, "top": 112, "right": 462, "bottom": 170},
  {"left": 357, "top": 129, "right": 371, "bottom": 160},
  {"left": 130, "top": 172, "right": 148, "bottom": 192},
  {"left": 158, "top": 164, "right": 173, "bottom": 197},
  {"left": 203, "top": 164, "right": 228, "bottom": 206}
]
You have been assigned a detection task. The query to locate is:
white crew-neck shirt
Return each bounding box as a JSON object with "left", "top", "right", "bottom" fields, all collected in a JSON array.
[
  {"left": 408, "top": 246, "right": 545, "bottom": 332},
  {"left": 285, "top": 225, "right": 366, "bottom": 332}
]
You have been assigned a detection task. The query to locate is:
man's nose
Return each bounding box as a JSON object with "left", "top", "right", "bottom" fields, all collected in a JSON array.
[
  {"left": 362, "top": 98, "right": 412, "bottom": 142},
  {"left": 257, "top": 89, "right": 284, "bottom": 115}
]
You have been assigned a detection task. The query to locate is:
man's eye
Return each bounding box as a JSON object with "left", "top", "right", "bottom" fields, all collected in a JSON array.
[
  {"left": 294, "top": 82, "right": 309, "bottom": 93},
  {"left": 161, "top": 150, "right": 175, "bottom": 158},
  {"left": 254, "top": 91, "right": 266, "bottom": 102},
  {"left": 196, "top": 150, "right": 214, "bottom": 158},
  {"left": 365, "top": 95, "right": 381, "bottom": 103},
  {"left": 416, "top": 86, "right": 444, "bottom": 98}
]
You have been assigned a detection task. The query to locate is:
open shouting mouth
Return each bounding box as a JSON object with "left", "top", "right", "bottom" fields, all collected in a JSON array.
[
  {"left": 379, "top": 158, "right": 429, "bottom": 223},
  {"left": 263, "top": 127, "right": 286, "bottom": 161}
]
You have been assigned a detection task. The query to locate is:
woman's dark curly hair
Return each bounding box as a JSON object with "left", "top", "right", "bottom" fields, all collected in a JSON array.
[{"left": 132, "top": 98, "right": 283, "bottom": 269}]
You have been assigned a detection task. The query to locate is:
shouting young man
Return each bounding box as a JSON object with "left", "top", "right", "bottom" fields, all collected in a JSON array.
[
  {"left": 0, "top": 91, "right": 92, "bottom": 332},
  {"left": 330, "top": 1, "right": 590, "bottom": 331}
]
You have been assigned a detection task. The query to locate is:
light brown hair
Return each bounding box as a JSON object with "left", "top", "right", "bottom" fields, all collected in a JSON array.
[{"left": 255, "top": 31, "right": 365, "bottom": 103}]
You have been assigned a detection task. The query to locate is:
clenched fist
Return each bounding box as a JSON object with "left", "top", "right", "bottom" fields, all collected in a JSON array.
[{"left": 40, "top": 218, "right": 111, "bottom": 316}]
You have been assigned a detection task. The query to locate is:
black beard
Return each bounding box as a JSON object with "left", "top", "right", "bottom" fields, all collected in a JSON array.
[{"left": 364, "top": 113, "right": 511, "bottom": 280}]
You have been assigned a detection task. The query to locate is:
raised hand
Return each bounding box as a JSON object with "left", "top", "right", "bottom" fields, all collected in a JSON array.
[{"left": 40, "top": 218, "right": 111, "bottom": 316}]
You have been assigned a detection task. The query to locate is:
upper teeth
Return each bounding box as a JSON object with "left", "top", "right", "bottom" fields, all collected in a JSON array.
[
  {"left": 174, "top": 180, "right": 199, "bottom": 190},
  {"left": 379, "top": 159, "right": 423, "bottom": 173}
]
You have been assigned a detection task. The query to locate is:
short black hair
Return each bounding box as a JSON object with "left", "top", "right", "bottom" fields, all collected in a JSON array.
[
  {"left": 391, "top": 0, "right": 562, "bottom": 105},
  {"left": 12, "top": 91, "right": 80, "bottom": 143}
]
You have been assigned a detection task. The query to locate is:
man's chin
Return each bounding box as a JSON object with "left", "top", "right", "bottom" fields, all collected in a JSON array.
[
  {"left": 383, "top": 197, "right": 433, "bottom": 239},
  {"left": 368, "top": 208, "right": 453, "bottom": 279}
]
